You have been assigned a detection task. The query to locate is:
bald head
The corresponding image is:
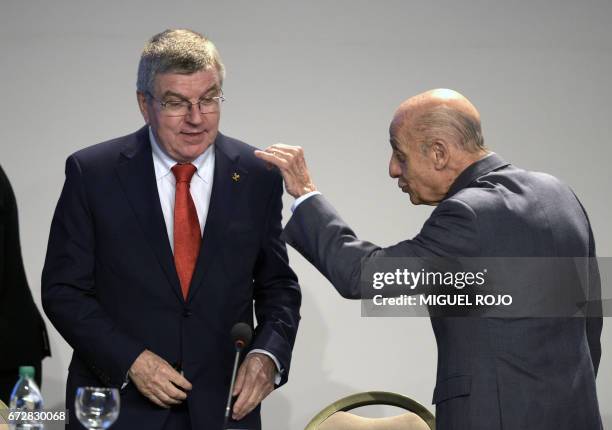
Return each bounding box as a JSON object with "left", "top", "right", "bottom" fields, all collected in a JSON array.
[
  {"left": 391, "top": 88, "right": 485, "bottom": 154},
  {"left": 388, "top": 89, "right": 489, "bottom": 206},
  {"left": 401, "top": 88, "right": 480, "bottom": 120}
]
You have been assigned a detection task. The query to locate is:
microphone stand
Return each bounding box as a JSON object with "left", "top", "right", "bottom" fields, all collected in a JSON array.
[{"left": 223, "top": 340, "right": 245, "bottom": 429}]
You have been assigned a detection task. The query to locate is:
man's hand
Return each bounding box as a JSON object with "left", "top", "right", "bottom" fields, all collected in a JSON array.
[
  {"left": 254, "top": 144, "right": 317, "bottom": 198},
  {"left": 128, "top": 350, "right": 192, "bottom": 408},
  {"left": 231, "top": 353, "right": 276, "bottom": 421}
]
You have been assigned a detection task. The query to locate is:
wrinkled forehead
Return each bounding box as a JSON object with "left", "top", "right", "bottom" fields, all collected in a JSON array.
[
  {"left": 153, "top": 69, "right": 221, "bottom": 94},
  {"left": 388, "top": 109, "right": 415, "bottom": 149}
]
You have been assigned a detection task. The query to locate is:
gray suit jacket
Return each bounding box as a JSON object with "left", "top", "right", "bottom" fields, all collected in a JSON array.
[{"left": 283, "top": 153, "right": 602, "bottom": 430}]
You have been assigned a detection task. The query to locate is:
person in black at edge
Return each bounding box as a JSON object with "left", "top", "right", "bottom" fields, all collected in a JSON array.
[{"left": 0, "top": 164, "right": 50, "bottom": 403}]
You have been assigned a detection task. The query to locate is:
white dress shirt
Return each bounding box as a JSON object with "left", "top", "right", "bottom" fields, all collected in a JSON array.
[
  {"left": 291, "top": 191, "right": 322, "bottom": 212},
  {"left": 150, "top": 128, "right": 214, "bottom": 252}
]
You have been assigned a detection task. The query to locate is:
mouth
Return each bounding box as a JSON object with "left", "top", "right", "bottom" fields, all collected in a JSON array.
[
  {"left": 181, "top": 130, "right": 206, "bottom": 137},
  {"left": 180, "top": 130, "right": 208, "bottom": 143}
]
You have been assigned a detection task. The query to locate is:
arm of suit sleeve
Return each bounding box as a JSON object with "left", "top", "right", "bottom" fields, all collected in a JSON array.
[
  {"left": 585, "top": 220, "right": 602, "bottom": 376},
  {"left": 291, "top": 190, "right": 321, "bottom": 212},
  {"left": 281, "top": 194, "right": 479, "bottom": 300},
  {"left": 574, "top": 195, "right": 603, "bottom": 376},
  {"left": 250, "top": 174, "right": 301, "bottom": 388},
  {"left": 42, "top": 155, "right": 145, "bottom": 388}
]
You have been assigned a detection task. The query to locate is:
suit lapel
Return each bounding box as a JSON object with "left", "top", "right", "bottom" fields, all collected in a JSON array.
[
  {"left": 187, "top": 133, "right": 248, "bottom": 303},
  {"left": 115, "top": 127, "right": 183, "bottom": 303}
]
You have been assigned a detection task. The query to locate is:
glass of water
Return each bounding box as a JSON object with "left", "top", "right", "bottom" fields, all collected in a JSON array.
[{"left": 75, "top": 387, "right": 120, "bottom": 429}]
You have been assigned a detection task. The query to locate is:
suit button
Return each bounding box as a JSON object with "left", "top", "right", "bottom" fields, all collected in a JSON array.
[{"left": 183, "top": 310, "right": 192, "bottom": 317}]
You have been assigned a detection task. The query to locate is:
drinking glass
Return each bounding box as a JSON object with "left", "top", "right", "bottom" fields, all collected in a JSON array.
[{"left": 75, "top": 387, "right": 120, "bottom": 429}]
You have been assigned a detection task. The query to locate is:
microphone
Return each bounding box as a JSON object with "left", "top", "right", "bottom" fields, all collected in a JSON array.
[
  {"left": 223, "top": 322, "right": 253, "bottom": 429},
  {"left": 231, "top": 322, "right": 253, "bottom": 350}
]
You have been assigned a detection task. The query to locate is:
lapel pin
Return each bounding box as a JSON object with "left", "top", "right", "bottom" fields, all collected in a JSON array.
[{"left": 232, "top": 172, "right": 240, "bottom": 182}]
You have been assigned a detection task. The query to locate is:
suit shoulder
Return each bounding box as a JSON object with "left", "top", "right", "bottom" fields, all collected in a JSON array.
[
  {"left": 451, "top": 165, "right": 582, "bottom": 228},
  {"left": 69, "top": 128, "right": 144, "bottom": 171},
  {"left": 220, "top": 134, "right": 282, "bottom": 183},
  {"left": 527, "top": 169, "right": 570, "bottom": 190}
]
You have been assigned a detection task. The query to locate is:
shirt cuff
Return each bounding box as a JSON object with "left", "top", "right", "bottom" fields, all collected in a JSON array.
[
  {"left": 291, "top": 191, "right": 321, "bottom": 212},
  {"left": 248, "top": 349, "right": 283, "bottom": 386}
]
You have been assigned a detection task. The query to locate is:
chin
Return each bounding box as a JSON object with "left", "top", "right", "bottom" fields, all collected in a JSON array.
[
  {"left": 182, "top": 141, "right": 212, "bottom": 157},
  {"left": 408, "top": 194, "right": 419, "bottom": 205}
]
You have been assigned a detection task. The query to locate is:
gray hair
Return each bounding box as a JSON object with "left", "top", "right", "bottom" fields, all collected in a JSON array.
[
  {"left": 137, "top": 29, "right": 225, "bottom": 94},
  {"left": 412, "top": 106, "right": 485, "bottom": 153}
]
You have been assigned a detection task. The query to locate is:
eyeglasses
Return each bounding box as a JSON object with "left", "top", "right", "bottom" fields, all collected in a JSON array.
[{"left": 146, "top": 90, "right": 226, "bottom": 117}]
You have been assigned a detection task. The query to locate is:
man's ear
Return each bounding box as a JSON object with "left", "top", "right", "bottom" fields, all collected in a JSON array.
[
  {"left": 137, "top": 91, "right": 150, "bottom": 124},
  {"left": 430, "top": 139, "right": 450, "bottom": 170}
]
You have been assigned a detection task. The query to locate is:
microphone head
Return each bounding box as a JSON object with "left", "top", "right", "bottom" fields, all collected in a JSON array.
[{"left": 231, "top": 322, "right": 253, "bottom": 349}]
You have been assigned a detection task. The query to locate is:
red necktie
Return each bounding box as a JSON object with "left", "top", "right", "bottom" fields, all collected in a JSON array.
[{"left": 172, "top": 164, "right": 201, "bottom": 300}]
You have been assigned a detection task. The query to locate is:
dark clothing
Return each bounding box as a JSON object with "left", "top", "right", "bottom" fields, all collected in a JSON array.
[
  {"left": 161, "top": 401, "right": 191, "bottom": 430},
  {"left": 0, "top": 165, "right": 50, "bottom": 404},
  {"left": 283, "top": 153, "right": 602, "bottom": 430},
  {"left": 42, "top": 127, "right": 301, "bottom": 429}
]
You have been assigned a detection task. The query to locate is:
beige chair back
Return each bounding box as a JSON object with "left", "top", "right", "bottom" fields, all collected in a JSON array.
[{"left": 304, "top": 391, "right": 435, "bottom": 430}]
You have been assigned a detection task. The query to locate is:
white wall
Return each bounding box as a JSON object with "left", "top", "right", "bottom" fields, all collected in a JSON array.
[{"left": 1, "top": 1, "right": 610, "bottom": 428}]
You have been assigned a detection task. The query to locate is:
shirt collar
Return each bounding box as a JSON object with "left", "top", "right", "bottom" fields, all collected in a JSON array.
[{"left": 149, "top": 127, "right": 214, "bottom": 183}]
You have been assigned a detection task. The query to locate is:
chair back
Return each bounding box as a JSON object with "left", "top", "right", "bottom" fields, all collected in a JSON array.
[{"left": 304, "top": 391, "right": 435, "bottom": 430}]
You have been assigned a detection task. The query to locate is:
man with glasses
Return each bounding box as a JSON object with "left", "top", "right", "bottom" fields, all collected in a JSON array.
[{"left": 42, "top": 29, "right": 301, "bottom": 430}]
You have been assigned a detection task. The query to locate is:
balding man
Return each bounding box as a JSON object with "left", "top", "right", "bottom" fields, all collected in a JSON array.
[{"left": 255, "top": 89, "right": 603, "bottom": 429}]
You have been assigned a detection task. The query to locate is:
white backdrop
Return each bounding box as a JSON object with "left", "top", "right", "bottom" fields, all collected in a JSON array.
[{"left": 1, "top": 1, "right": 610, "bottom": 428}]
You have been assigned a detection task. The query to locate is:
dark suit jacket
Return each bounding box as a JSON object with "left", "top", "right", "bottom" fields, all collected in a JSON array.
[
  {"left": 283, "top": 153, "right": 602, "bottom": 430},
  {"left": 0, "top": 165, "right": 50, "bottom": 371},
  {"left": 42, "top": 127, "right": 301, "bottom": 430}
]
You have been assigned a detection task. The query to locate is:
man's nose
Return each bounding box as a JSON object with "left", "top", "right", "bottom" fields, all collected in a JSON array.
[
  {"left": 389, "top": 157, "right": 400, "bottom": 178},
  {"left": 185, "top": 103, "right": 204, "bottom": 125}
]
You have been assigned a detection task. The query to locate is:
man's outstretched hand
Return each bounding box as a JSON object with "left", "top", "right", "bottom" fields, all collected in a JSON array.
[{"left": 255, "top": 144, "right": 317, "bottom": 198}]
